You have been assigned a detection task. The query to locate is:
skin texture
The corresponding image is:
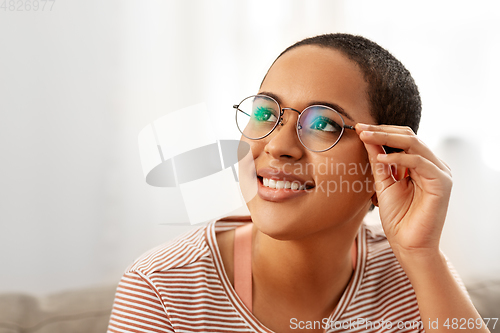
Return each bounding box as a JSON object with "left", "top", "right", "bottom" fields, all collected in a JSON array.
[{"left": 217, "top": 45, "right": 489, "bottom": 333}]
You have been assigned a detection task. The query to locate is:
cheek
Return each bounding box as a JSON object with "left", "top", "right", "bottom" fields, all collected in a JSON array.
[
  {"left": 237, "top": 139, "right": 259, "bottom": 204},
  {"left": 312, "top": 164, "right": 374, "bottom": 198},
  {"left": 238, "top": 136, "right": 266, "bottom": 160},
  {"left": 311, "top": 145, "right": 375, "bottom": 198}
]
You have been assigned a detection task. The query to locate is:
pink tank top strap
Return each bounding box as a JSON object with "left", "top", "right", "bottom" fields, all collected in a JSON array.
[
  {"left": 233, "top": 223, "right": 253, "bottom": 312},
  {"left": 351, "top": 237, "right": 357, "bottom": 270}
]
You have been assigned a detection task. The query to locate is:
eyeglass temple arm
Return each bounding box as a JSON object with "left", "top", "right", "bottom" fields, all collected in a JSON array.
[
  {"left": 233, "top": 104, "right": 251, "bottom": 117},
  {"left": 344, "top": 124, "right": 355, "bottom": 130}
]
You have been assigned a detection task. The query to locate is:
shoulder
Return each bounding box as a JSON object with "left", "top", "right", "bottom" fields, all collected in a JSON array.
[
  {"left": 362, "top": 223, "right": 467, "bottom": 294},
  {"left": 126, "top": 216, "right": 252, "bottom": 277},
  {"left": 109, "top": 225, "right": 213, "bottom": 332},
  {"left": 362, "top": 222, "right": 410, "bottom": 281},
  {"left": 341, "top": 224, "right": 424, "bottom": 328},
  {"left": 361, "top": 224, "right": 418, "bottom": 302},
  {"left": 126, "top": 223, "right": 212, "bottom": 276}
]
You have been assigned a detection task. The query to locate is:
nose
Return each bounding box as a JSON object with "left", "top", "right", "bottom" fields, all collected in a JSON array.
[{"left": 264, "top": 110, "right": 304, "bottom": 160}]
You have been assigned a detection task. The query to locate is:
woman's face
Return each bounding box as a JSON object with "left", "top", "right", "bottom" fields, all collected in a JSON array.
[{"left": 238, "top": 45, "right": 377, "bottom": 240}]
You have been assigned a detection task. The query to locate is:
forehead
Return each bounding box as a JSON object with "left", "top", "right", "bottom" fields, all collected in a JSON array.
[{"left": 260, "top": 45, "right": 373, "bottom": 124}]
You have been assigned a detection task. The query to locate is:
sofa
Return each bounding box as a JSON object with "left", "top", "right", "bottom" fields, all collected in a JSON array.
[
  {"left": 0, "top": 285, "right": 117, "bottom": 333},
  {"left": 0, "top": 281, "right": 499, "bottom": 332}
]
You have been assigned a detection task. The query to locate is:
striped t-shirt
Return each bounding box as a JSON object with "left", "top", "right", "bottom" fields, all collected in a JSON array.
[{"left": 107, "top": 219, "right": 462, "bottom": 332}]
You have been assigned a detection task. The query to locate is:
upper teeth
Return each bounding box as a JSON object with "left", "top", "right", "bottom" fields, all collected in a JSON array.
[{"left": 263, "top": 177, "right": 305, "bottom": 190}]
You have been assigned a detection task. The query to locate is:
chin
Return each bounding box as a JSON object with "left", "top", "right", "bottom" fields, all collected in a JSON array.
[
  {"left": 255, "top": 223, "right": 303, "bottom": 241},
  {"left": 249, "top": 207, "right": 318, "bottom": 241}
]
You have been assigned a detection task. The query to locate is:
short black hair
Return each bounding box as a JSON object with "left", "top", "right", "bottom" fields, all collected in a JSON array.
[{"left": 270, "top": 33, "right": 422, "bottom": 136}]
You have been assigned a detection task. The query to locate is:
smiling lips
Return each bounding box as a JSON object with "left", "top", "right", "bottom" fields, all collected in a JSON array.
[{"left": 255, "top": 168, "right": 314, "bottom": 202}]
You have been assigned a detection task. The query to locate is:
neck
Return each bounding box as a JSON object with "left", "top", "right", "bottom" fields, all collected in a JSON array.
[{"left": 251, "top": 220, "right": 361, "bottom": 313}]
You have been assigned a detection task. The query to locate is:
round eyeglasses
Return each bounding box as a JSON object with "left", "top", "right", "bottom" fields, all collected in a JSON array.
[{"left": 234, "top": 94, "right": 355, "bottom": 152}]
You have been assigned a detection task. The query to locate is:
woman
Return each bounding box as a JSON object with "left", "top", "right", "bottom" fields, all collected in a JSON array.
[{"left": 108, "top": 34, "right": 488, "bottom": 332}]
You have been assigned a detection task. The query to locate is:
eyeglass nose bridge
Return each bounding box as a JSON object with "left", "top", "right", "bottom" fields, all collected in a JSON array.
[{"left": 278, "top": 107, "right": 302, "bottom": 127}]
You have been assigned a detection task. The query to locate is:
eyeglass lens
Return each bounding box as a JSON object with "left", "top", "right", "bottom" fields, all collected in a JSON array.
[{"left": 235, "top": 95, "right": 345, "bottom": 151}]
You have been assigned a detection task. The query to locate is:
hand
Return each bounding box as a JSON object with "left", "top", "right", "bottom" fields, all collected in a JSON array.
[{"left": 356, "top": 123, "right": 452, "bottom": 257}]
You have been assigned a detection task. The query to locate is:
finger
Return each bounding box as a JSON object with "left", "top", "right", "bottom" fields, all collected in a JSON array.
[
  {"left": 363, "top": 142, "right": 396, "bottom": 194},
  {"left": 356, "top": 123, "right": 415, "bottom": 134},
  {"left": 377, "top": 153, "right": 453, "bottom": 193},
  {"left": 391, "top": 154, "right": 409, "bottom": 181},
  {"left": 357, "top": 128, "right": 450, "bottom": 175},
  {"left": 355, "top": 122, "right": 452, "bottom": 177}
]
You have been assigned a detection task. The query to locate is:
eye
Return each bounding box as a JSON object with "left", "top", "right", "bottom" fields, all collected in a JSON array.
[
  {"left": 252, "top": 106, "right": 278, "bottom": 123},
  {"left": 309, "top": 115, "right": 342, "bottom": 132}
]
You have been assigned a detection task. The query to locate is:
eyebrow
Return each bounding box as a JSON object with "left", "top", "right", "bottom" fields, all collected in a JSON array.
[{"left": 258, "top": 91, "right": 355, "bottom": 122}]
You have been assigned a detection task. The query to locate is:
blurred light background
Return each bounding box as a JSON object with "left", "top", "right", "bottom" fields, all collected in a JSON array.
[{"left": 1, "top": 0, "right": 499, "bottom": 295}]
